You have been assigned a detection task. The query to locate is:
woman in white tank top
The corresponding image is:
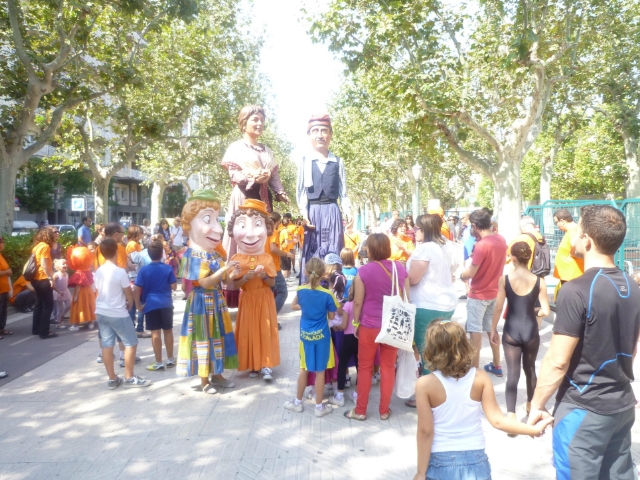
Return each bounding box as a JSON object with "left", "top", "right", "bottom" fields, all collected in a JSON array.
[{"left": 413, "top": 320, "right": 553, "bottom": 480}]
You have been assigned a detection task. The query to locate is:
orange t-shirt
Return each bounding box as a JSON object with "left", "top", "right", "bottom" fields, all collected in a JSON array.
[
  {"left": 280, "top": 226, "right": 295, "bottom": 252},
  {"left": 441, "top": 223, "right": 454, "bottom": 241},
  {"left": 9, "top": 276, "right": 29, "bottom": 303},
  {"left": 389, "top": 236, "right": 414, "bottom": 262},
  {"left": 296, "top": 225, "right": 305, "bottom": 247},
  {"left": 126, "top": 241, "right": 142, "bottom": 255},
  {"left": 94, "top": 243, "right": 128, "bottom": 270},
  {"left": 553, "top": 225, "right": 584, "bottom": 281},
  {"left": 33, "top": 242, "right": 52, "bottom": 280},
  {"left": 344, "top": 230, "right": 362, "bottom": 259},
  {"left": 266, "top": 230, "right": 281, "bottom": 271},
  {"left": 0, "top": 253, "right": 10, "bottom": 293}
]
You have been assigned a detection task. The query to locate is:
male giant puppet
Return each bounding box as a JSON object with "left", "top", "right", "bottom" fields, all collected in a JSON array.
[{"left": 296, "top": 114, "right": 351, "bottom": 283}]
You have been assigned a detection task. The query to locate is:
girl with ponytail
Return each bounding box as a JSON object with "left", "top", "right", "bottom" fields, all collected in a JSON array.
[{"left": 285, "top": 257, "right": 341, "bottom": 418}]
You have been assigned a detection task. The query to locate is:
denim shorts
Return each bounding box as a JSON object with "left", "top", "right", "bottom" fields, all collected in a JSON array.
[
  {"left": 427, "top": 450, "right": 491, "bottom": 480},
  {"left": 96, "top": 313, "right": 139, "bottom": 348},
  {"left": 465, "top": 298, "right": 496, "bottom": 333}
]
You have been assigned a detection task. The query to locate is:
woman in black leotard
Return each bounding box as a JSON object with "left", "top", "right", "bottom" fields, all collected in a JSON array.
[{"left": 489, "top": 241, "right": 550, "bottom": 420}]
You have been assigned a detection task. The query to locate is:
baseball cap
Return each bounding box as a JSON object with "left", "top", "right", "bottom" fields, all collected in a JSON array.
[{"left": 324, "top": 253, "right": 342, "bottom": 265}]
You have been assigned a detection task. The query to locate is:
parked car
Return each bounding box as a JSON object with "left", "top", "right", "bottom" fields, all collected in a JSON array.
[
  {"left": 12, "top": 221, "right": 39, "bottom": 236},
  {"left": 51, "top": 224, "right": 76, "bottom": 234}
]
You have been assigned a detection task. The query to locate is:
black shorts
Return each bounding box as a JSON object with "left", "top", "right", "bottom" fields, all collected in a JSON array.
[
  {"left": 145, "top": 307, "right": 174, "bottom": 331},
  {"left": 280, "top": 255, "right": 292, "bottom": 271}
]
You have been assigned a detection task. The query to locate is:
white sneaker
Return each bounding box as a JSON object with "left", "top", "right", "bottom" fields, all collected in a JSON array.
[
  {"left": 88, "top": 322, "right": 95, "bottom": 329},
  {"left": 314, "top": 404, "right": 333, "bottom": 417},
  {"left": 249, "top": 371, "right": 259, "bottom": 378},
  {"left": 329, "top": 395, "right": 345, "bottom": 407},
  {"left": 284, "top": 400, "right": 303, "bottom": 413},
  {"left": 351, "top": 391, "right": 358, "bottom": 403},
  {"left": 261, "top": 367, "right": 273, "bottom": 380},
  {"left": 345, "top": 376, "right": 352, "bottom": 388},
  {"left": 371, "top": 375, "right": 377, "bottom": 385},
  {"left": 96, "top": 353, "right": 103, "bottom": 364},
  {"left": 69, "top": 326, "right": 78, "bottom": 331}
]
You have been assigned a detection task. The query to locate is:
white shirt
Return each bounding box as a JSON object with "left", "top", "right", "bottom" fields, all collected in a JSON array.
[
  {"left": 406, "top": 241, "right": 458, "bottom": 311},
  {"left": 170, "top": 226, "right": 184, "bottom": 247},
  {"left": 94, "top": 262, "right": 130, "bottom": 317},
  {"left": 296, "top": 151, "right": 351, "bottom": 217}
]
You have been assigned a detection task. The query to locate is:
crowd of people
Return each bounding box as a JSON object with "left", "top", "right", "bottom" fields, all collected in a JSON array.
[{"left": 0, "top": 106, "right": 638, "bottom": 480}]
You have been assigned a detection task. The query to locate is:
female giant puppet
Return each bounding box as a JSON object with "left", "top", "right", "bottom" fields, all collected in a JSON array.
[
  {"left": 296, "top": 114, "right": 351, "bottom": 283},
  {"left": 177, "top": 190, "right": 240, "bottom": 394},
  {"left": 221, "top": 105, "right": 289, "bottom": 307},
  {"left": 227, "top": 199, "right": 280, "bottom": 380}
]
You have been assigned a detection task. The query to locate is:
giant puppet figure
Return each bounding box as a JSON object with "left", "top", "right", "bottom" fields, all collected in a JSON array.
[
  {"left": 176, "top": 190, "right": 240, "bottom": 394},
  {"left": 226, "top": 199, "right": 280, "bottom": 381},
  {"left": 221, "top": 105, "right": 289, "bottom": 308},
  {"left": 296, "top": 114, "right": 351, "bottom": 283}
]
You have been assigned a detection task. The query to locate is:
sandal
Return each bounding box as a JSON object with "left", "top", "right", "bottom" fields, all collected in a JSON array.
[
  {"left": 191, "top": 383, "right": 217, "bottom": 394},
  {"left": 343, "top": 409, "right": 366, "bottom": 421},
  {"left": 0, "top": 330, "right": 13, "bottom": 335},
  {"left": 380, "top": 409, "right": 392, "bottom": 420}
]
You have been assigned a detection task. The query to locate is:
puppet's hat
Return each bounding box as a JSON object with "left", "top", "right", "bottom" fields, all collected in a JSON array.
[
  {"left": 188, "top": 189, "right": 219, "bottom": 203},
  {"left": 307, "top": 114, "right": 332, "bottom": 133},
  {"left": 239, "top": 199, "right": 269, "bottom": 216}
]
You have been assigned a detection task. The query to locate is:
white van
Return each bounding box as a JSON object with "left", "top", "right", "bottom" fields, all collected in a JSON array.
[{"left": 12, "top": 221, "right": 39, "bottom": 236}]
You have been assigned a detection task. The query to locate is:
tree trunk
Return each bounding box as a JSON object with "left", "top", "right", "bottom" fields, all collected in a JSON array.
[
  {"left": 622, "top": 134, "right": 640, "bottom": 198},
  {"left": 93, "top": 176, "right": 111, "bottom": 224},
  {"left": 0, "top": 160, "right": 18, "bottom": 235},
  {"left": 150, "top": 181, "right": 167, "bottom": 228},
  {"left": 492, "top": 159, "right": 522, "bottom": 243}
]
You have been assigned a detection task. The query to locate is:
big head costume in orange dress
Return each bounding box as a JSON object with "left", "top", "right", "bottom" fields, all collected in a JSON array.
[
  {"left": 68, "top": 247, "right": 96, "bottom": 325},
  {"left": 228, "top": 199, "right": 280, "bottom": 372}
]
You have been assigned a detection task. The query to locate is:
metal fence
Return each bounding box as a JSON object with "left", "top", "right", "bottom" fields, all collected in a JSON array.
[{"left": 523, "top": 199, "right": 640, "bottom": 274}]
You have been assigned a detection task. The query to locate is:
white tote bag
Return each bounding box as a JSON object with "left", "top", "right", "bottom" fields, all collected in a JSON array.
[{"left": 374, "top": 261, "right": 416, "bottom": 352}]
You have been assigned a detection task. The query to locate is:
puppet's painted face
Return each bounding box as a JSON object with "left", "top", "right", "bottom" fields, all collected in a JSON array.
[
  {"left": 233, "top": 213, "right": 267, "bottom": 255},
  {"left": 189, "top": 207, "right": 223, "bottom": 252}
]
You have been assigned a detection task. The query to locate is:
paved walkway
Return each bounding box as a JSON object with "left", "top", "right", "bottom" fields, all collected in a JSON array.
[{"left": 1, "top": 282, "right": 640, "bottom": 479}]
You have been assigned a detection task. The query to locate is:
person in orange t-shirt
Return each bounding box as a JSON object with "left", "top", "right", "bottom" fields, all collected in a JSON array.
[
  {"left": 552, "top": 209, "right": 584, "bottom": 299},
  {"left": 0, "top": 236, "right": 13, "bottom": 336},
  {"left": 344, "top": 219, "right": 362, "bottom": 261},
  {"left": 10, "top": 276, "right": 35, "bottom": 311},
  {"left": 428, "top": 207, "right": 454, "bottom": 241},
  {"left": 94, "top": 223, "right": 129, "bottom": 271},
  {"left": 31, "top": 227, "right": 57, "bottom": 339},
  {"left": 389, "top": 219, "right": 414, "bottom": 263},
  {"left": 267, "top": 212, "right": 291, "bottom": 316}
]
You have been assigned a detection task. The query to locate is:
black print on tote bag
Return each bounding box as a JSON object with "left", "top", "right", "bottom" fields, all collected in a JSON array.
[{"left": 386, "top": 306, "right": 413, "bottom": 343}]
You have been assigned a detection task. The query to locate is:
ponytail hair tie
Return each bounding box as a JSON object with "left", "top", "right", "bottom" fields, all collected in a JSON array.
[{"left": 311, "top": 271, "right": 316, "bottom": 275}]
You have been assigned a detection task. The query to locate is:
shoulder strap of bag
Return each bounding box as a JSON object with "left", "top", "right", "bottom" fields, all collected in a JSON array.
[{"left": 524, "top": 232, "right": 540, "bottom": 246}]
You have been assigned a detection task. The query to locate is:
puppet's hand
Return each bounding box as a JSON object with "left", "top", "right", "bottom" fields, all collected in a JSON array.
[{"left": 255, "top": 265, "right": 266, "bottom": 279}]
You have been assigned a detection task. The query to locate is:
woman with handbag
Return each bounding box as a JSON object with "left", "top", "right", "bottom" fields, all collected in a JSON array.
[
  {"left": 344, "top": 233, "right": 410, "bottom": 421},
  {"left": 31, "top": 227, "right": 58, "bottom": 339}
]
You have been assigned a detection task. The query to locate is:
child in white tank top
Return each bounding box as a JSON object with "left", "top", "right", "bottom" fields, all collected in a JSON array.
[{"left": 413, "top": 320, "right": 553, "bottom": 480}]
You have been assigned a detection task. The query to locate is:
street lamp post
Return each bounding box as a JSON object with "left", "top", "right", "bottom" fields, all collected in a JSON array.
[{"left": 411, "top": 162, "right": 423, "bottom": 219}]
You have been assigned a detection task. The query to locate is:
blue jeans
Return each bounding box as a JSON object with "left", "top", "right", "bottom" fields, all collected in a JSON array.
[
  {"left": 129, "top": 305, "right": 145, "bottom": 332},
  {"left": 97, "top": 314, "right": 139, "bottom": 348},
  {"left": 274, "top": 271, "right": 287, "bottom": 313},
  {"left": 427, "top": 450, "right": 491, "bottom": 480}
]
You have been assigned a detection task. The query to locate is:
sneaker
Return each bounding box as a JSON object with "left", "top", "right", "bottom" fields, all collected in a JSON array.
[
  {"left": 123, "top": 375, "right": 152, "bottom": 388},
  {"left": 69, "top": 326, "right": 78, "bottom": 331},
  {"left": 165, "top": 357, "right": 176, "bottom": 368},
  {"left": 249, "top": 371, "right": 259, "bottom": 378},
  {"left": 56, "top": 324, "right": 67, "bottom": 329},
  {"left": 209, "top": 376, "right": 235, "bottom": 388},
  {"left": 284, "top": 400, "right": 303, "bottom": 413},
  {"left": 345, "top": 376, "right": 351, "bottom": 388},
  {"left": 146, "top": 362, "right": 165, "bottom": 371},
  {"left": 107, "top": 376, "right": 123, "bottom": 390},
  {"left": 314, "top": 404, "right": 333, "bottom": 418},
  {"left": 350, "top": 391, "right": 358, "bottom": 403},
  {"left": 329, "top": 395, "right": 345, "bottom": 407},
  {"left": 484, "top": 362, "right": 503, "bottom": 377},
  {"left": 261, "top": 367, "right": 273, "bottom": 380},
  {"left": 371, "top": 375, "right": 377, "bottom": 385},
  {"left": 88, "top": 322, "right": 95, "bottom": 330},
  {"left": 119, "top": 356, "right": 142, "bottom": 368},
  {"left": 97, "top": 353, "right": 103, "bottom": 364}
]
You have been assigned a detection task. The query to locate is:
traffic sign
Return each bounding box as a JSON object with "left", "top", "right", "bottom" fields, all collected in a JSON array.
[{"left": 71, "top": 197, "right": 86, "bottom": 212}]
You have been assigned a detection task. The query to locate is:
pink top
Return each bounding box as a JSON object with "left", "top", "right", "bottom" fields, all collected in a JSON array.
[
  {"left": 359, "top": 260, "right": 409, "bottom": 329},
  {"left": 53, "top": 273, "right": 71, "bottom": 302},
  {"left": 343, "top": 301, "right": 355, "bottom": 335}
]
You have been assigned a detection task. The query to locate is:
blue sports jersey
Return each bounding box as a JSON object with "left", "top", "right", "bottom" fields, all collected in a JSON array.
[{"left": 297, "top": 285, "right": 338, "bottom": 342}]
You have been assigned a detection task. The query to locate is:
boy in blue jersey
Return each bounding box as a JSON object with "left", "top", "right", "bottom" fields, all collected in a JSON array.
[
  {"left": 285, "top": 257, "right": 342, "bottom": 417},
  {"left": 133, "top": 240, "right": 177, "bottom": 371}
]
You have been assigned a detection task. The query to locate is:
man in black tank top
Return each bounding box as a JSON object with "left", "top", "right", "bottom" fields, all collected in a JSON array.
[{"left": 528, "top": 205, "right": 640, "bottom": 480}]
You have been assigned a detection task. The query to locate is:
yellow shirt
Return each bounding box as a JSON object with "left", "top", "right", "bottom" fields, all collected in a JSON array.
[
  {"left": 553, "top": 225, "right": 584, "bottom": 281},
  {"left": 126, "top": 241, "right": 142, "bottom": 255},
  {"left": 33, "top": 242, "right": 52, "bottom": 281},
  {"left": 389, "top": 235, "right": 414, "bottom": 262},
  {"left": 0, "top": 253, "right": 9, "bottom": 293},
  {"left": 10, "top": 276, "right": 29, "bottom": 303},
  {"left": 344, "top": 231, "right": 362, "bottom": 259},
  {"left": 508, "top": 232, "right": 543, "bottom": 271},
  {"left": 296, "top": 225, "right": 305, "bottom": 247},
  {"left": 266, "top": 230, "right": 281, "bottom": 271},
  {"left": 94, "top": 243, "right": 128, "bottom": 270},
  {"left": 280, "top": 225, "right": 295, "bottom": 252}
]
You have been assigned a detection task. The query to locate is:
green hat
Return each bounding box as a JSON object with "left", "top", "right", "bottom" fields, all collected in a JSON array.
[{"left": 188, "top": 189, "right": 219, "bottom": 203}]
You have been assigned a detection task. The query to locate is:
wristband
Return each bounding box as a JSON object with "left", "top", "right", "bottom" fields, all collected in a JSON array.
[{"left": 352, "top": 321, "right": 361, "bottom": 328}]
